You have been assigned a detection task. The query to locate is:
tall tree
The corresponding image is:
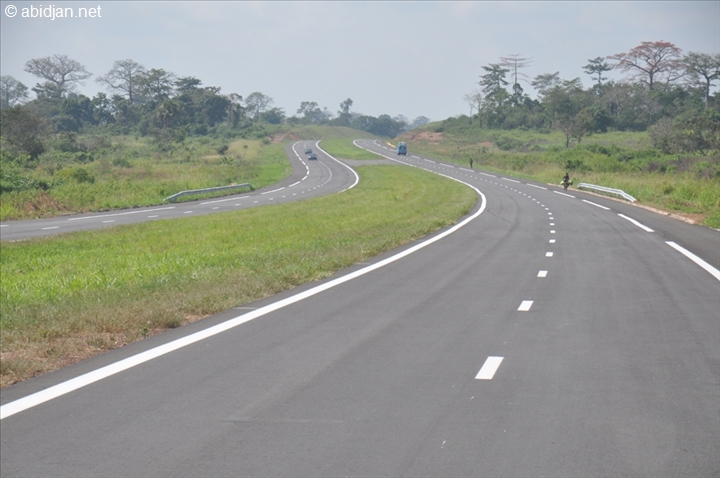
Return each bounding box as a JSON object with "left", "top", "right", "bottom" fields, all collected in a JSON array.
[
  {"left": 478, "top": 63, "right": 509, "bottom": 97},
  {"left": 245, "top": 92, "right": 274, "bottom": 120},
  {"left": 531, "top": 72, "right": 561, "bottom": 98},
  {"left": 136, "top": 68, "right": 176, "bottom": 105},
  {"left": 608, "top": 41, "right": 684, "bottom": 90},
  {"left": 24, "top": 54, "right": 92, "bottom": 98},
  {"left": 583, "top": 57, "right": 612, "bottom": 87},
  {"left": 96, "top": 59, "right": 146, "bottom": 104},
  {"left": 683, "top": 52, "right": 720, "bottom": 108},
  {"left": 0, "top": 76, "right": 29, "bottom": 108}
]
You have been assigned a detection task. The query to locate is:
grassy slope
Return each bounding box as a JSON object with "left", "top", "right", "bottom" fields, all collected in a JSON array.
[{"left": 1, "top": 163, "right": 477, "bottom": 387}]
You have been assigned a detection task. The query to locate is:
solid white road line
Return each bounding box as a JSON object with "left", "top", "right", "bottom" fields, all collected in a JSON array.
[
  {"left": 666, "top": 241, "right": 720, "bottom": 281},
  {"left": 518, "top": 300, "right": 534, "bottom": 311},
  {"left": 0, "top": 171, "right": 488, "bottom": 420},
  {"left": 475, "top": 356, "right": 504, "bottom": 380},
  {"left": 582, "top": 199, "right": 611, "bottom": 210},
  {"left": 618, "top": 214, "right": 654, "bottom": 232}
]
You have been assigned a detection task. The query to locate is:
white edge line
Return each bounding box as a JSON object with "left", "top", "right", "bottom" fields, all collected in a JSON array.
[
  {"left": 618, "top": 213, "right": 654, "bottom": 232},
  {"left": 476, "top": 356, "right": 504, "bottom": 380},
  {"left": 666, "top": 241, "right": 720, "bottom": 281},
  {"left": 553, "top": 191, "right": 575, "bottom": 198},
  {"left": 582, "top": 199, "right": 610, "bottom": 210},
  {"left": 0, "top": 154, "right": 486, "bottom": 420},
  {"left": 67, "top": 207, "right": 176, "bottom": 221}
]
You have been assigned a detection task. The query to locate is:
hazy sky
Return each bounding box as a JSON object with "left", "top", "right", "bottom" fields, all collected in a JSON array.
[{"left": 2, "top": 1, "right": 718, "bottom": 121}]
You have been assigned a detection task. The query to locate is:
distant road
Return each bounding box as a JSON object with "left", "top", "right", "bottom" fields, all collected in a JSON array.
[
  {"left": 2, "top": 139, "right": 718, "bottom": 477},
  {"left": 0, "top": 141, "right": 358, "bottom": 242}
]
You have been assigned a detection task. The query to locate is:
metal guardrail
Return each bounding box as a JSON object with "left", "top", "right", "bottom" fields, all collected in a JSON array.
[
  {"left": 577, "top": 183, "right": 636, "bottom": 202},
  {"left": 164, "top": 183, "right": 253, "bottom": 202}
]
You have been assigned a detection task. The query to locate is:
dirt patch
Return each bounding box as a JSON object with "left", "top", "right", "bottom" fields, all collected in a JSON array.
[
  {"left": 271, "top": 133, "right": 301, "bottom": 143},
  {"left": 405, "top": 131, "right": 445, "bottom": 142}
]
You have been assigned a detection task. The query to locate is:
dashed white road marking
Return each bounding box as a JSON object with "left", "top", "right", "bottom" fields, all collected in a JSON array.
[
  {"left": 148, "top": 215, "right": 159, "bottom": 218},
  {"left": 101, "top": 220, "right": 115, "bottom": 223},
  {"left": 184, "top": 211, "right": 193, "bottom": 214},
  {"left": 479, "top": 172, "right": 496, "bottom": 177},
  {"left": 546, "top": 252, "right": 554, "bottom": 257},
  {"left": 41, "top": 227, "right": 59, "bottom": 230},
  {"left": 583, "top": 199, "right": 611, "bottom": 210},
  {"left": 518, "top": 300, "right": 534, "bottom": 311},
  {"left": 261, "top": 187, "right": 285, "bottom": 195},
  {"left": 201, "top": 196, "right": 250, "bottom": 205},
  {"left": 549, "top": 239, "right": 556, "bottom": 243},
  {"left": 527, "top": 183, "right": 547, "bottom": 190},
  {"left": 554, "top": 191, "right": 575, "bottom": 198},
  {"left": 666, "top": 241, "right": 720, "bottom": 281},
  {"left": 538, "top": 270, "right": 548, "bottom": 278},
  {"left": 67, "top": 206, "right": 176, "bottom": 221},
  {"left": 502, "top": 178, "right": 520, "bottom": 183},
  {"left": 476, "top": 356, "right": 504, "bottom": 380},
  {"left": 618, "top": 214, "right": 654, "bottom": 232}
]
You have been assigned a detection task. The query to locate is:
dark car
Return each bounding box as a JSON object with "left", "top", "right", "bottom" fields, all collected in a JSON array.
[
  {"left": 308, "top": 153, "right": 318, "bottom": 160},
  {"left": 305, "top": 148, "right": 313, "bottom": 154}
]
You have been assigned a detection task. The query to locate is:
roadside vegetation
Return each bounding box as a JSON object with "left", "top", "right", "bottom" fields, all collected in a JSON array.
[
  {"left": 0, "top": 164, "right": 476, "bottom": 388},
  {"left": 401, "top": 125, "right": 720, "bottom": 228}
]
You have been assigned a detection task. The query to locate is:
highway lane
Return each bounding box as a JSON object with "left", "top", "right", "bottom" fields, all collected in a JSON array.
[
  {"left": 0, "top": 140, "right": 358, "bottom": 242},
  {"left": 1, "top": 140, "right": 718, "bottom": 477}
]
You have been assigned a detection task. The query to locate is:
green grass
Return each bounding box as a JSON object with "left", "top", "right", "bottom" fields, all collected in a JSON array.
[
  {"left": 0, "top": 164, "right": 477, "bottom": 387},
  {"left": 0, "top": 138, "right": 291, "bottom": 221},
  {"left": 319, "top": 138, "right": 385, "bottom": 160}
]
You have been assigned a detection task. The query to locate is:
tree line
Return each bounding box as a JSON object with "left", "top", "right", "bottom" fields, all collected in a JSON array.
[
  {"left": 461, "top": 41, "right": 719, "bottom": 153},
  {"left": 1, "top": 55, "right": 426, "bottom": 162}
]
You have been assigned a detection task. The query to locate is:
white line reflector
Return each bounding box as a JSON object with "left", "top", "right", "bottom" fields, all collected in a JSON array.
[
  {"left": 582, "top": 199, "right": 610, "bottom": 210},
  {"left": 538, "top": 270, "right": 548, "bottom": 277},
  {"left": 666, "top": 241, "right": 720, "bottom": 281},
  {"left": 476, "top": 356, "right": 504, "bottom": 380},
  {"left": 518, "top": 300, "right": 534, "bottom": 311},
  {"left": 618, "top": 214, "right": 654, "bottom": 232}
]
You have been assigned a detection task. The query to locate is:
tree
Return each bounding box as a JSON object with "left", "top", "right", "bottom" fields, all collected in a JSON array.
[
  {"left": 245, "top": 92, "right": 274, "bottom": 120},
  {"left": 583, "top": 57, "right": 612, "bottom": 88},
  {"left": 297, "top": 101, "right": 329, "bottom": 124},
  {"left": 463, "top": 90, "right": 482, "bottom": 116},
  {"left": 174, "top": 76, "right": 202, "bottom": 95},
  {"left": 339, "top": 98, "right": 353, "bottom": 116},
  {"left": 136, "top": 68, "right": 175, "bottom": 105},
  {"left": 478, "top": 63, "right": 509, "bottom": 97},
  {"left": 24, "top": 54, "right": 92, "bottom": 98},
  {"left": 608, "top": 41, "right": 684, "bottom": 90},
  {"left": 683, "top": 52, "right": 720, "bottom": 108},
  {"left": 531, "top": 72, "right": 561, "bottom": 98},
  {"left": 0, "top": 106, "right": 49, "bottom": 159},
  {"left": 1, "top": 76, "right": 29, "bottom": 108},
  {"left": 96, "top": 59, "right": 146, "bottom": 104}
]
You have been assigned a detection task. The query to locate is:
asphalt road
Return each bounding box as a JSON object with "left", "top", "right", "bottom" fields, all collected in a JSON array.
[
  {"left": 0, "top": 141, "right": 358, "bottom": 242},
  {"left": 1, "top": 140, "right": 718, "bottom": 477}
]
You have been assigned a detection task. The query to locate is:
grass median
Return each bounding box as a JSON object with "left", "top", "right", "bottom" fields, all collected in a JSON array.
[{"left": 0, "top": 164, "right": 477, "bottom": 388}]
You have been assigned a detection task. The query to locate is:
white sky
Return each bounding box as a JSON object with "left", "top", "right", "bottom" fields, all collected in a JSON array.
[{"left": 1, "top": 1, "right": 718, "bottom": 121}]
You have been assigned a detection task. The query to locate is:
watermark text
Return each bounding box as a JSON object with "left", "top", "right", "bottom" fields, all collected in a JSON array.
[{"left": 5, "top": 4, "right": 103, "bottom": 20}]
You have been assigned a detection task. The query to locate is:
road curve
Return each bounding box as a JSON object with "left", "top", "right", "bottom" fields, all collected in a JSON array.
[
  {"left": 0, "top": 141, "right": 358, "bottom": 242},
  {"left": 1, "top": 140, "right": 718, "bottom": 477}
]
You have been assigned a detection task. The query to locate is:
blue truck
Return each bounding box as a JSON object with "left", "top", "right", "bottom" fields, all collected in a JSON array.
[{"left": 397, "top": 142, "right": 407, "bottom": 155}]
